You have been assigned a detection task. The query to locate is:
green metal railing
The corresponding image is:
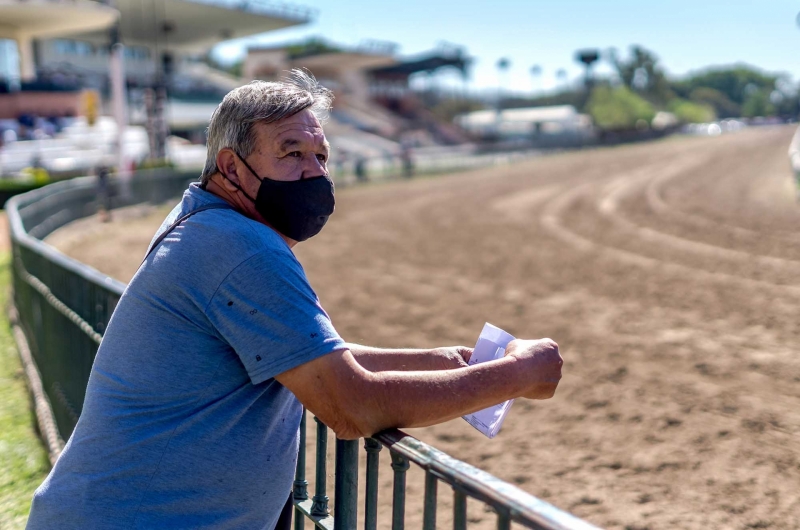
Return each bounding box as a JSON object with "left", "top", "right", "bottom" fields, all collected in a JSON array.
[
  {"left": 8, "top": 169, "right": 197, "bottom": 437},
  {"left": 290, "top": 411, "right": 599, "bottom": 530},
  {"left": 7, "top": 171, "right": 600, "bottom": 530}
]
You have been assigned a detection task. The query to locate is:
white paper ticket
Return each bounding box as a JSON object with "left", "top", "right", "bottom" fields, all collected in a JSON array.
[{"left": 462, "top": 323, "right": 516, "bottom": 438}]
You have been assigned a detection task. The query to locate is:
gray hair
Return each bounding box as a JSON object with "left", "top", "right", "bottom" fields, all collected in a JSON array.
[{"left": 200, "top": 69, "right": 333, "bottom": 186}]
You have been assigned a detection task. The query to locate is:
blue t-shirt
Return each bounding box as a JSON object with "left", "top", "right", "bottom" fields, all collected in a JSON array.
[{"left": 27, "top": 184, "right": 345, "bottom": 530}]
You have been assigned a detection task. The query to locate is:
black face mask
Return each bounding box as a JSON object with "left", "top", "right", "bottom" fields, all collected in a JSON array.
[{"left": 219, "top": 153, "right": 335, "bottom": 242}]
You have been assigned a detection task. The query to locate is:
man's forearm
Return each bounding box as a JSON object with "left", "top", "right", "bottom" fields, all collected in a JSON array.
[
  {"left": 347, "top": 343, "right": 468, "bottom": 372},
  {"left": 323, "top": 354, "right": 528, "bottom": 438},
  {"left": 277, "top": 340, "right": 561, "bottom": 440}
]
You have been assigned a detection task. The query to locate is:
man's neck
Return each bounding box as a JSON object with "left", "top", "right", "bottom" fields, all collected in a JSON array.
[{"left": 204, "top": 177, "right": 297, "bottom": 249}]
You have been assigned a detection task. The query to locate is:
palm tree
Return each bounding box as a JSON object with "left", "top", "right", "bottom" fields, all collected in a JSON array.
[
  {"left": 556, "top": 68, "right": 568, "bottom": 89},
  {"left": 529, "top": 64, "right": 542, "bottom": 94},
  {"left": 496, "top": 57, "right": 511, "bottom": 109}
]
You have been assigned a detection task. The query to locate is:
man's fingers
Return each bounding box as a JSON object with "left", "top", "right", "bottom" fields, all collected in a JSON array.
[{"left": 504, "top": 337, "right": 563, "bottom": 400}]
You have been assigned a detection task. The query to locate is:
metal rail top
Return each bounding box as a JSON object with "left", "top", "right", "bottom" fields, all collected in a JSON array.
[
  {"left": 6, "top": 178, "right": 128, "bottom": 296},
  {"left": 375, "top": 430, "right": 600, "bottom": 530}
]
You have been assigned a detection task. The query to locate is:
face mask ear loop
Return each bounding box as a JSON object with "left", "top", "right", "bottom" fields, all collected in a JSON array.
[
  {"left": 235, "top": 153, "right": 266, "bottom": 184},
  {"left": 216, "top": 160, "right": 258, "bottom": 203}
]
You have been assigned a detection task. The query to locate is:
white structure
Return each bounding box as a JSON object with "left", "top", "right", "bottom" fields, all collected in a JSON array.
[
  {"left": 30, "top": 0, "right": 313, "bottom": 87},
  {"left": 0, "top": 116, "right": 148, "bottom": 175},
  {"left": 0, "top": 0, "right": 313, "bottom": 131},
  {"left": 0, "top": 0, "right": 118, "bottom": 81},
  {"left": 456, "top": 105, "right": 593, "bottom": 140},
  {"left": 0, "top": 0, "right": 314, "bottom": 175}
]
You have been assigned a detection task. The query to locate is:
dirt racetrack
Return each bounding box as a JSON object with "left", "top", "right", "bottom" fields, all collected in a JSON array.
[{"left": 47, "top": 125, "right": 800, "bottom": 529}]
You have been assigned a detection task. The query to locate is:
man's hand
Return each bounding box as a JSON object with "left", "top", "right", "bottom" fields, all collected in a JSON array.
[
  {"left": 431, "top": 346, "right": 472, "bottom": 370},
  {"left": 504, "top": 339, "right": 563, "bottom": 399}
]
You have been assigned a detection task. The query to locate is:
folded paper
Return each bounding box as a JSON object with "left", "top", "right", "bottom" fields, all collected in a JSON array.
[{"left": 462, "top": 323, "right": 516, "bottom": 438}]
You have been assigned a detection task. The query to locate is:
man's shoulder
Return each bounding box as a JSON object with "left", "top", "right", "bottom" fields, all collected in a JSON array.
[
  {"left": 140, "top": 186, "right": 298, "bottom": 298},
  {"left": 172, "top": 184, "right": 294, "bottom": 264},
  {"left": 173, "top": 207, "right": 295, "bottom": 276}
]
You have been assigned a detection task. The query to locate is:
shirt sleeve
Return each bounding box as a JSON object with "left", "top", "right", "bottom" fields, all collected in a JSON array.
[{"left": 205, "top": 248, "right": 346, "bottom": 384}]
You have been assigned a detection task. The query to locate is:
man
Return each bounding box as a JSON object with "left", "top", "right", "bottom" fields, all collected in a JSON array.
[{"left": 27, "top": 71, "right": 562, "bottom": 529}]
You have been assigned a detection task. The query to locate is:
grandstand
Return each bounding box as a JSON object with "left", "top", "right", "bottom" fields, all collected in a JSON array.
[
  {"left": 244, "top": 40, "right": 475, "bottom": 161},
  {"left": 0, "top": 0, "right": 319, "bottom": 176},
  {"left": 0, "top": 0, "right": 313, "bottom": 135}
]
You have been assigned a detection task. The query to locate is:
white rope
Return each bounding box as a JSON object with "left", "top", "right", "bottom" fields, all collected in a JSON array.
[
  {"left": 8, "top": 305, "right": 65, "bottom": 466},
  {"left": 15, "top": 257, "right": 103, "bottom": 345}
]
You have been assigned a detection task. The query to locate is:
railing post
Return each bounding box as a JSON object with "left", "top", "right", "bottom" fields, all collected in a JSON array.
[
  {"left": 334, "top": 438, "right": 359, "bottom": 530},
  {"left": 311, "top": 417, "right": 329, "bottom": 517},
  {"left": 453, "top": 488, "right": 467, "bottom": 530},
  {"left": 364, "top": 438, "right": 382, "bottom": 530},
  {"left": 390, "top": 451, "right": 410, "bottom": 530},
  {"left": 496, "top": 508, "right": 511, "bottom": 530},
  {"left": 293, "top": 410, "right": 309, "bottom": 530},
  {"left": 423, "top": 471, "right": 437, "bottom": 530}
]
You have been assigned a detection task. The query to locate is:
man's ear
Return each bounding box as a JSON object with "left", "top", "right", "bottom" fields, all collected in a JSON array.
[{"left": 215, "top": 148, "right": 241, "bottom": 192}]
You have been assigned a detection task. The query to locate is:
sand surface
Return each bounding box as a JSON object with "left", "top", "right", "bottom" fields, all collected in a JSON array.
[{"left": 46, "top": 126, "right": 800, "bottom": 529}]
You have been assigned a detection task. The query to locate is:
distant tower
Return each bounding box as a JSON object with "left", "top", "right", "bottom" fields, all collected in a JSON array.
[{"left": 575, "top": 49, "right": 600, "bottom": 91}]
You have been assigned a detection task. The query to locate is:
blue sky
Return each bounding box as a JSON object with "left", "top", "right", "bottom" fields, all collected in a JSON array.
[{"left": 213, "top": 0, "right": 800, "bottom": 94}]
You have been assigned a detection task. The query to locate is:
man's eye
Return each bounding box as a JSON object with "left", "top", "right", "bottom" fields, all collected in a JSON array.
[
  {"left": 288, "top": 151, "right": 302, "bottom": 158},
  {"left": 316, "top": 154, "right": 327, "bottom": 163}
]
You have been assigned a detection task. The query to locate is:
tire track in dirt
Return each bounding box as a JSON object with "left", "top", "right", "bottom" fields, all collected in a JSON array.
[
  {"left": 539, "top": 128, "right": 800, "bottom": 297},
  {"left": 599, "top": 166, "right": 800, "bottom": 272},
  {"left": 539, "top": 175, "right": 800, "bottom": 297},
  {"left": 642, "top": 127, "right": 800, "bottom": 248}
]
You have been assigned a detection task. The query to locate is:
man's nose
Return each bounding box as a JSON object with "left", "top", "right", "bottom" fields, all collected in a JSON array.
[{"left": 301, "top": 153, "right": 327, "bottom": 179}]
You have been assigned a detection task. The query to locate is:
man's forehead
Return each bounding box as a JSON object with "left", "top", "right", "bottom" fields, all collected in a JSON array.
[
  {"left": 274, "top": 123, "right": 326, "bottom": 143},
  {"left": 255, "top": 114, "right": 326, "bottom": 147}
]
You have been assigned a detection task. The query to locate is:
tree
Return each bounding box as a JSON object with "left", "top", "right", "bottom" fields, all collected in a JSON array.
[
  {"left": 667, "top": 98, "right": 716, "bottom": 123},
  {"left": 741, "top": 89, "right": 776, "bottom": 118},
  {"left": 671, "top": 66, "right": 776, "bottom": 106},
  {"left": 529, "top": 64, "right": 542, "bottom": 93},
  {"left": 556, "top": 68, "right": 568, "bottom": 87},
  {"left": 687, "top": 87, "right": 740, "bottom": 118},
  {"left": 587, "top": 85, "right": 656, "bottom": 130},
  {"left": 610, "top": 45, "right": 672, "bottom": 103},
  {"left": 496, "top": 57, "right": 511, "bottom": 82},
  {"left": 496, "top": 57, "right": 511, "bottom": 107}
]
